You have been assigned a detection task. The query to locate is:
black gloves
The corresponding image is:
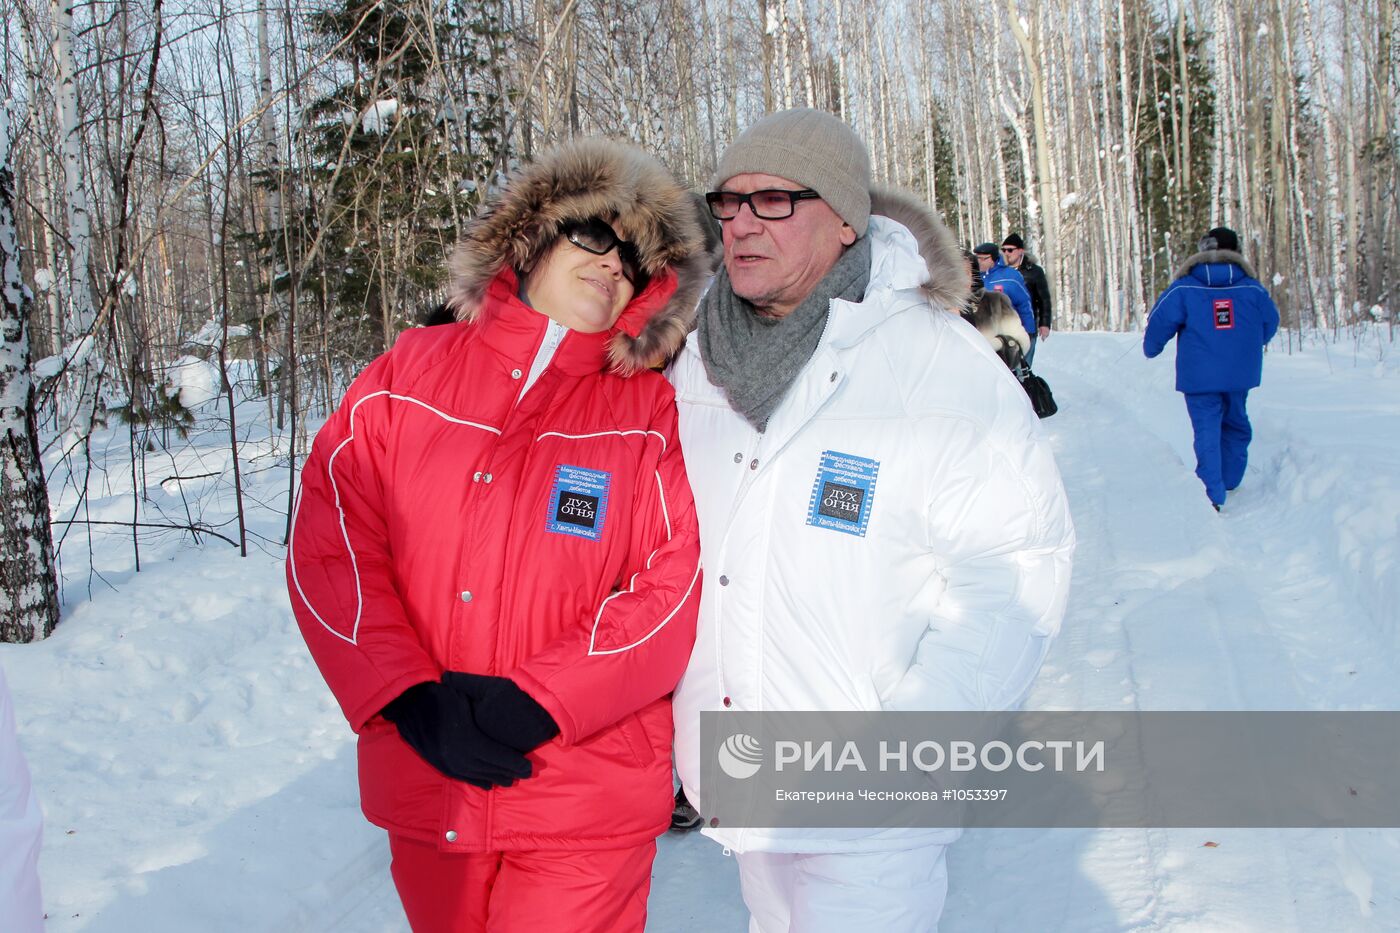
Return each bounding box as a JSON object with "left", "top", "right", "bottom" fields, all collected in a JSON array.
[
  {"left": 380, "top": 681, "right": 533, "bottom": 789},
  {"left": 443, "top": 672, "right": 560, "bottom": 753}
]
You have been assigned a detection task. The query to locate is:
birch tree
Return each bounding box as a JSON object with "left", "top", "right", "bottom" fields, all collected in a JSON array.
[
  {"left": 0, "top": 101, "right": 61, "bottom": 642},
  {"left": 49, "top": 0, "right": 102, "bottom": 440},
  {"left": 1301, "top": 0, "right": 1347, "bottom": 328},
  {"left": 1007, "top": 0, "right": 1058, "bottom": 266}
]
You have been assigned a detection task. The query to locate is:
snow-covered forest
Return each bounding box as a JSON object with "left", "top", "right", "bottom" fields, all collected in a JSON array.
[
  {"left": 1, "top": 0, "right": 1399, "bottom": 927},
  {"left": 5, "top": 331, "right": 1400, "bottom": 931},
  {"left": 4, "top": 0, "right": 1398, "bottom": 381}
]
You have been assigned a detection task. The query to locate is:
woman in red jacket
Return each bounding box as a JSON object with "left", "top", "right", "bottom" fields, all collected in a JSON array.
[{"left": 287, "top": 139, "right": 707, "bottom": 932}]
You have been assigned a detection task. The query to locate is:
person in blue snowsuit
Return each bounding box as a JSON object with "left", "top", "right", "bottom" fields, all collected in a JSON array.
[
  {"left": 1143, "top": 226, "right": 1280, "bottom": 510},
  {"left": 973, "top": 242, "right": 1037, "bottom": 363}
]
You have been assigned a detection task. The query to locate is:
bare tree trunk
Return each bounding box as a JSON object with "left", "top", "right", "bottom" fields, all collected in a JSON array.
[
  {"left": 1095, "top": 0, "right": 1121, "bottom": 329},
  {"left": 778, "top": 0, "right": 792, "bottom": 108},
  {"left": 1278, "top": 0, "right": 1319, "bottom": 333},
  {"left": 1301, "top": 0, "right": 1346, "bottom": 328},
  {"left": 834, "top": 0, "right": 847, "bottom": 122},
  {"left": 1008, "top": 0, "right": 1057, "bottom": 268},
  {"left": 50, "top": 0, "right": 102, "bottom": 438},
  {"left": 799, "top": 2, "right": 815, "bottom": 108},
  {"left": 257, "top": 0, "right": 289, "bottom": 339},
  {"left": 0, "top": 102, "right": 62, "bottom": 642},
  {"left": 1116, "top": 0, "right": 1145, "bottom": 325}
]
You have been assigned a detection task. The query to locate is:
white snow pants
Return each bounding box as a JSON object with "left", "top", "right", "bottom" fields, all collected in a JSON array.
[
  {"left": 736, "top": 841, "right": 948, "bottom": 933},
  {"left": 0, "top": 664, "right": 44, "bottom": 933}
]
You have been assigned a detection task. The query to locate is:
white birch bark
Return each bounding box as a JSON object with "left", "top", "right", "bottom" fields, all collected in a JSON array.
[
  {"left": 799, "top": 2, "right": 815, "bottom": 108},
  {"left": 0, "top": 102, "right": 61, "bottom": 643},
  {"left": 876, "top": 24, "right": 892, "bottom": 182},
  {"left": 50, "top": 0, "right": 101, "bottom": 436},
  {"left": 860, "top": 13, "right": 874, "bottom": 149},
  {"left": 1208, "top": 0, "right": 1229, "bottom": 222},
  {"left": 258, "top": 1, "right": 282, "bottom": 235},
  {"left": 991, "top": 38, "right": 1011, "bottom": 235},
  {"left": 257, "top": 0, "right": 291, "bottom": 345},
  {"left": 1116, "top": 0, "right": 1145, "bottom": 324},
  {"left": 834, "top": 0, "right": 847, "bottom": 122},
  {"left": 778, "top": 0, "right": 792, "bottom": 109},
  {"left": 1275, "top": 3, "right": 1319, "bottom": 323},
  {"left": 1300, "top": 0, "right": 1345, "bottom": 328},
  {"left": 998, "top": 63, "right": 1037, "bottom": 240},
  {"left": 1007, "top": 0, "right": 1057, "bottom": 266},
  {"left": 1177, "top": 0, "right": 1192, "bottom": 199},
  {"left": 1096, "top": 0, "right": 1121, "bottom": 329}
]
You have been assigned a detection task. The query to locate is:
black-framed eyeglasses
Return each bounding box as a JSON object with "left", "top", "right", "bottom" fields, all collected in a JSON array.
[
  {"left": 704, "top": 188, "right": 822, "bottom": 221},
  {"left": 562, "top": 217, "right": 648, "bottom": 288}
]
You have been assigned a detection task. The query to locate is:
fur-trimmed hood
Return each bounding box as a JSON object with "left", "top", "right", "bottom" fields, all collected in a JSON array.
[
  {"left": 964, "top": 290, "right": 1032, "bottom": 357},
  {"left": 1175, "top": 248, "right": 1257, "bottom": 283},
  {"left": 868, "top": 186, "right": 970, "bottom": 312},
  {"left": 445, "top": 138, "right": 707, "bottom": 375}
]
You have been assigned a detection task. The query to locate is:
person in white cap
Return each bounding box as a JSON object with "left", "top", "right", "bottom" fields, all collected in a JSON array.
[{"left": 668, "top": 108, "right": 1076, "bottom": 931}]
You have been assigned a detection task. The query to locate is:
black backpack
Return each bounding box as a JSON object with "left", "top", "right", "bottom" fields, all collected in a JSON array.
[{"left": 996, "top": 337, "right": 1058, "bottom": 419}]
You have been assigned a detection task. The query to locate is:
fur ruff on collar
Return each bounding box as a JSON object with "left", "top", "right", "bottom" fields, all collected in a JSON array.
[
  {"left": 868, "top": 186, "right": 971, "bottom": 312},
  {"left": 1175, "top": 248, "right": 1256, "bottom": 281},
  {"left": 445, "top": 138, "right": 706, "bottom": 375},
  {"left": 965, "top": 292, "right": 1031, "bottom": 356}
]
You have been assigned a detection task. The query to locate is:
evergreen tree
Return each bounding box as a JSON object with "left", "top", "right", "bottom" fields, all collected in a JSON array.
[
  {"left": 1137, "top": 8, "right": 1216, "bottom": 286},
  {"left": 259, "top": 0, "right": 510, "bottom": 365}
]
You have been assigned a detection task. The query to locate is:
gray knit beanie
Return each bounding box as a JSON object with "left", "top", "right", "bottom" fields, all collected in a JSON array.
[{"left": 711, "top": 109, "right": 872, "bottom": 236}]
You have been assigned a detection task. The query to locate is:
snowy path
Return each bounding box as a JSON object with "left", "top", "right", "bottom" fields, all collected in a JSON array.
[
  {"left": 938, "top": 335, "right": 1400, "bottom": 932},
  {"left": 3, "top": 332, "right": 1397, "bottom": 931}
]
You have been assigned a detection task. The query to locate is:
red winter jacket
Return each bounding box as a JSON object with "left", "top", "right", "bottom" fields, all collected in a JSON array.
[{"left": 287, "top": 270, "right": 702, "bottom": 853}]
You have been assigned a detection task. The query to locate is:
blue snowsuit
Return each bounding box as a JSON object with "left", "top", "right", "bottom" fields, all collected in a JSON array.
[
  {"left": 981, "top": 260, "right": 1037, "bottom": 361},
  {"left": 1143, "top": 250, "right": 1280, "bottom": 506}
]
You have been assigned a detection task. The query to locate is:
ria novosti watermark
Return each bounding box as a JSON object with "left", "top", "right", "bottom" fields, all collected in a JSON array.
[
  {"left": 719, "top": 729, "right": 1104, "bottom": 779},
  {"left": 699, "top": 712, "right": 1400, "bottom": 829},
  {"left": 764, "top": 737, "right": 1104, "bottom": 774}
]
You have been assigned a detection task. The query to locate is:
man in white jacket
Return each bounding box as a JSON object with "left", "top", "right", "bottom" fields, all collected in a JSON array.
[{"left": 669, "top": 108, "right": 1075, "bottom": 931}]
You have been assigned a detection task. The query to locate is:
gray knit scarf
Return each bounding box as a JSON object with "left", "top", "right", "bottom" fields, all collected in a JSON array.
[{"left": 698, "top": 237, "right": 871, "bottom": 431}]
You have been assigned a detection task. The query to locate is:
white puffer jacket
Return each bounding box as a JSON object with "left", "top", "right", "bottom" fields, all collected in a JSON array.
[
  {"left": 668, "top": 194, "right": 1075, "bottom": 853},
  {"left": 0, "top": 664, "right": 43, "bottom": 931}
]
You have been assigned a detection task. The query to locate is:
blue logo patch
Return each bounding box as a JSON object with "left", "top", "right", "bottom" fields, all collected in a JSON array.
[
  {"left": 806, "top": 451, "right": 880, "bottom": 537},
  {"left": 546, "top": 465, "right": 611, "bottom": 541}
]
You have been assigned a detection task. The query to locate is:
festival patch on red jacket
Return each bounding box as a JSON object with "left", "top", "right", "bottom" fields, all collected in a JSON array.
[
  {"left": 1213, "top": 298, "right": 1235, "bottom": 329},
  {"left": 547, "top": 464, "right": 611, "bottom": 540}
]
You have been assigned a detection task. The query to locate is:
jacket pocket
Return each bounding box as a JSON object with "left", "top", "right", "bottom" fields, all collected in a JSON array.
[
  {"left": 617, "top": 712, "right": 657, "bottom": 766},
  {"left": 357, "top": 719, "right": 443, "bottom": 838}
]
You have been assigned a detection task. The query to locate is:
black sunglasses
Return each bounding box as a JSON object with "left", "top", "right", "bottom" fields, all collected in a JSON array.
[
  {"left": 562, "top": 218, "right": 648, "bottom": 288},
  {"left": 705, "top": 188, "right": 822, "bottom": 221},
  {"left": 1000, "top": 246, "right": 1019, "bottom": 253}
]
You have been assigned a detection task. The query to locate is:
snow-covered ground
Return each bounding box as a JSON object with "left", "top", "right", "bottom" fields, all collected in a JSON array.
[{"left": 3, "top": 329, "right": 1398, "bottom": 931}]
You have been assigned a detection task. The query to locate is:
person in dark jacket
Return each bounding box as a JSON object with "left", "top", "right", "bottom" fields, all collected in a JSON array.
[
  {"left": 1001, "top": 233, "right": 1052, "bottom": 363},
  {"left": 1144, "top": 226, "right": 1280, "bottom": 510}
]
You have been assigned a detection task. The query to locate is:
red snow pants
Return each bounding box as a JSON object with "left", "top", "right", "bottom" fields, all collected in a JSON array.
[{"left": 387, "top": 834, "right": 655, "bottom": 932}]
